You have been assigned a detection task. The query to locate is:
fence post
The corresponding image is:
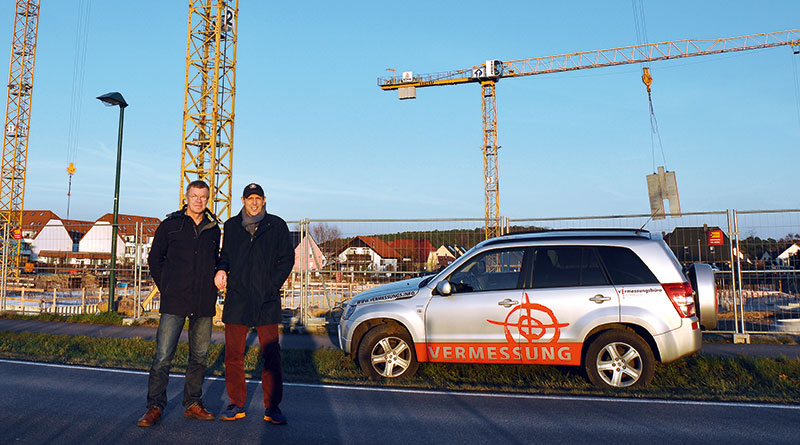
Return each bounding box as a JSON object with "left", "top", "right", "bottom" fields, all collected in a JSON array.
[
  {"left": 21, "top": 288, "right": 25, "bottom": 314},
  {"left": 727, "top": 210, "right": 739, "bottom": 332},
  {"left": 53, "top": 289, "right": 57, "bottom": 314},
  {"left": 134, "top": 221, "right": 140, "bottom": 320},
  {"left": 306, "top": 225, "right": 330, "bottom": 309},
  {"left": 300, "top": 219, "right": 308, "bottom": 326},
  {"left": 81, "top": 288, "right": 86, "bottom": 314},
  {"left": 305, "top": 219, "right": 312, "bottom": 316},
  {"left": 729, "top": 209, "right": 750, "bottom": 343}
]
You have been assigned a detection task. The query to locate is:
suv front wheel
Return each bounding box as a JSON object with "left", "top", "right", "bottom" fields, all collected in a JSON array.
[
  {"left": 357, "top": 324, "right": 419, "bottom": 379},
  {"left": 584, "top": 330, "right": 655, "bottom": 388}
]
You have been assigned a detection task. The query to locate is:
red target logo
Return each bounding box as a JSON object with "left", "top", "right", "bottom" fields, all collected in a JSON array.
[{"left": 487, "top": 293, "right": 569, "bottom": 344}]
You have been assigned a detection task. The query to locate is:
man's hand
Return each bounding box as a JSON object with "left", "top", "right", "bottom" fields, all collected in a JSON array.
[{"left": 214, "top": 270, "right": 227, "bottom": 290}]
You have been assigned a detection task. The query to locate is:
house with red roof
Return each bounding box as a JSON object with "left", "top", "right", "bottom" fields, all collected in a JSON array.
[
  {"left": 21, "top": 210, "right": 72, "bottom": 260},
  {"left": 388, "top": 239, "right": 436, "bottom": 271},
  {"left": 18, "top": 210, "right": 160, "bottom": 268},
  {"left": 79, "top": 213, "right": 160, "bottom": 264},
  {"left": 34, "top": 218, "right": 97, "bottom": 269},
  {"left": 336, "top": 236, "right": 401, "bottom": 271}
]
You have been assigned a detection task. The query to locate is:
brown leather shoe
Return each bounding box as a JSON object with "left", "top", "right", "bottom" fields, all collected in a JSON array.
[
  {"left": 184, "top": 402, "right": 215, "bottom": 420},
  {"left": 137, "top": 406, "right": 162, "bottom": 427}
]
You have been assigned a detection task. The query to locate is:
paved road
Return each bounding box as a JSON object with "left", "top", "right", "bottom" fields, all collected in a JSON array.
[
  {"left": 1, "top": 359, "right": 798, "bottom": 444},
  {"left": 2, "top": 318, "right": 800, "bottom": 358}
]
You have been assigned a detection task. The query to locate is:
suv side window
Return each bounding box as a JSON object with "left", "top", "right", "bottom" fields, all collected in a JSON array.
[
  {"left": 449, "top": 248, "right": 526, "bottom": 293},
  {"left": 531, "top": 246, "right": 608, "bottom": 288},
  {"left": 597, "top": 246, "right": 658, "bottom": 285}
]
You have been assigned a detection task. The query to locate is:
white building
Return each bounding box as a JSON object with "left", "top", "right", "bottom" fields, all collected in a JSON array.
[
  {"left": 778, "top": 243, "right": 800, "bottom": 267},
  {"left": 21, "top": 210, "right": 73, "bottom": 260},
  {"left": 79, "top": 214, "right": 160, "bottom": 264}
]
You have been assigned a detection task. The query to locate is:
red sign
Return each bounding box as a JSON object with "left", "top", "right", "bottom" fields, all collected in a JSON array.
[
  {"left": 708, "top": 229, "right": 724, "bottom": 246},
  {"left": 12, "top": 228, "right": 21, "bottom": 240}
]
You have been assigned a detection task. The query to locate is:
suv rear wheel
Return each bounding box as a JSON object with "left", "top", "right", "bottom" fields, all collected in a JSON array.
[
  {"left": 358, "top": 324, "right": 419, "bottom": 379},
  {"left": 584, "top": 330, "right": 654, "bottom": 388}
]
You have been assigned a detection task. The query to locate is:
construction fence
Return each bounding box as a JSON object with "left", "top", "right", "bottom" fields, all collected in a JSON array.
[{"left": 1, "top": 209, "right": 799, "bottom": 336}]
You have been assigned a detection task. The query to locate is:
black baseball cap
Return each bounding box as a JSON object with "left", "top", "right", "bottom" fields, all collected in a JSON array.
[{"left": 243, "top": 183, "right": 264, "bottom": 198}]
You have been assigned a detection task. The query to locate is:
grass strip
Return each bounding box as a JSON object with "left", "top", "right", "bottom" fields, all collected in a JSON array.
[
  {"left": 1, "top": 312, "right": 129, "bottom": 325},
  {"left": 1, "top": 330, "right": 799, "bottom": 403}
]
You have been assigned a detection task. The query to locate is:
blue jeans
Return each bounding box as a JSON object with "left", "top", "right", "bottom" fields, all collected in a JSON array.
[{"left": 146, "top": 313, "right": 212, "bottom": 409}]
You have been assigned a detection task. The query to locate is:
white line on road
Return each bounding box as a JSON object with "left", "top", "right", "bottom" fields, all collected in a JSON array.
[{"left": 3, "top": 358, "right": 798, "bottom": 411}]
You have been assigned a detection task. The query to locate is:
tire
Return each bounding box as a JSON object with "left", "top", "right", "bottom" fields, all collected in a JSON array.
[
  {"left": 584, "top": 330, "right": 654, "bottom": 389},
  {"left": 687, "top": 263, "right": 718, "bottom": 330},
  {"left": 357, "top": 324, "right": 419, "bottom": 379}
]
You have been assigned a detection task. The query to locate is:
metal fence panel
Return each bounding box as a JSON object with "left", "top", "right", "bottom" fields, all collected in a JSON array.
[{"left": 2, "top": 210, "right": 799, "bottom": 336}]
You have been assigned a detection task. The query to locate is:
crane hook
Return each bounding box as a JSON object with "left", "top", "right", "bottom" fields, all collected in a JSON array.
[{"left": 641, "top": 67, "right": 653, "bottom": 93}]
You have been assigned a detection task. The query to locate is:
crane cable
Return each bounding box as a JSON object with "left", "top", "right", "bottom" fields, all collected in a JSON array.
[
  {"left": 792, "top": 43, "right": 800, "bottom": 128},
  {"left": 632, "top": 0, "right": 668, "bottom": 173},
  {"left": 65, "top": 0, "right": 92, "bottom": 220}
]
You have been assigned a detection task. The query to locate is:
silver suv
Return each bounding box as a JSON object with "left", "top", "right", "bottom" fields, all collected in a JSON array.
[{"left": 338, "top": 229, "right": 717, "bottom": 388}]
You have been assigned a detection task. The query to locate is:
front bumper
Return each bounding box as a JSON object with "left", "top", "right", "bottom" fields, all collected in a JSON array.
[{"left": 338, "top": 318, "right": 351, "bottom": 355}]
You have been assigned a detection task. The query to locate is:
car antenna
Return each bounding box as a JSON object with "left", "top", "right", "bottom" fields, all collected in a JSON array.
[{"left": 638, "top": 208, "right": 662, "bottom": 234}]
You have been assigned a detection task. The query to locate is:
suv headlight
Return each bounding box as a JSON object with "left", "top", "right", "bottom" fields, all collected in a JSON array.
[{"left": 342, "top": 301, "right": 358, "bottom": 320}]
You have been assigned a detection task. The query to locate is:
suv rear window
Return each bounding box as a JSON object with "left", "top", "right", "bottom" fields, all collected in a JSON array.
[
  {"left": 531, "top": 247, "right": 608, "bottom": 288},
  {"left": 597, "top": 246, "right": 658, "bottom": 285}
]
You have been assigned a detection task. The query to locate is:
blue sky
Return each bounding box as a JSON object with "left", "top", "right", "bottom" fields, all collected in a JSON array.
[{"left": 2, "top": 0, "right": 799, "bottom": 223}]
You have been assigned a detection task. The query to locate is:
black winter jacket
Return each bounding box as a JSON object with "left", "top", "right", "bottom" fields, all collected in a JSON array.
[
  {"left": 148, "top": 208, "right": 221, "bottom": 317},
  {"left": 218, "top": 210, "right": 295, "bottom": 326}
]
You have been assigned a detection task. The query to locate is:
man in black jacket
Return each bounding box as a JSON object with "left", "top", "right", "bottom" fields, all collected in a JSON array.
[
  {"left": 214, "top": 183, "right": 295, "bottom": 424},
  {"left": 137, "top": 180, "right": 221, "bottom": 427}
]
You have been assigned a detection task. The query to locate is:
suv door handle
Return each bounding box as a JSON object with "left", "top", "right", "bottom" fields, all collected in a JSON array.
[
  {"left": 497, "top": 298, "right": 519, "bottom": 308},
  {"left": 589, "top": 294, "right": 612, "bottom": 304}
]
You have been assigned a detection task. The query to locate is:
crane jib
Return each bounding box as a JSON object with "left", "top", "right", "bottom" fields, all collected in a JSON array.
[{"left": 379, "top": 29, "right": 800, "bottom": 88}]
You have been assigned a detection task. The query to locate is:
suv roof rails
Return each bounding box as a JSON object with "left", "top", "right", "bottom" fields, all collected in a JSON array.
[{"left": 505, "top": 228, "right": 651, "bottom": 236}]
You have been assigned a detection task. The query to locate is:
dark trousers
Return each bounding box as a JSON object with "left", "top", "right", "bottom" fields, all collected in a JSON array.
[
  {"left": 146, "top": 313, "right": 212, "bottom": 409},
  {"left": 224, "top": 323, "right": 283, "bottom": 409}
]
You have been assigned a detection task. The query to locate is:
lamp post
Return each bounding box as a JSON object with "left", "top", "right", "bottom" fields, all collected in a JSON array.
[{"left": 97, "top": 92, "right": 128, "bottom": 312}]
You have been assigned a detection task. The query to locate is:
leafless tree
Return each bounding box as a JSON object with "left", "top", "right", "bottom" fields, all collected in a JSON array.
[
  {"left": 310, "top": 222, "right": 341, "bottom": 244},
  {"left": 311, "top": 222, "right": 344, "bottom": 257}
]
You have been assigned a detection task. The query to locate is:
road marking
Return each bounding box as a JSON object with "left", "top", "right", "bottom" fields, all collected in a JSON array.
[{"left": 2, "top": 358, "right": 798, "bottom": 411}]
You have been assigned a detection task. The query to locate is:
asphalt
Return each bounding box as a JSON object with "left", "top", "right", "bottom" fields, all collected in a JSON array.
[{"left": 1, "top": 317, "right": 800, "bottom": 359}]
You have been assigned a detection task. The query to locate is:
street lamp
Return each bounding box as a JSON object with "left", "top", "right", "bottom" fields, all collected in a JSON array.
[{"left": 97, "top": 92, "right": 128, "bottom": 313}]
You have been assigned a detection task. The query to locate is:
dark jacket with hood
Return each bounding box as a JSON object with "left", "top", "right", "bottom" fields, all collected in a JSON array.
[
  {"left": 218, "top": 210, "right": 295, "bottom": 326},
  {"left": 148, "top": 207, "right": 221, "bottom": 317}
]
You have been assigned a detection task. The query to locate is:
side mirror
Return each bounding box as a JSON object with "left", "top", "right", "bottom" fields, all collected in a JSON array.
[{"left": 436, "top": 280, "right": 452, "bottom": 296}]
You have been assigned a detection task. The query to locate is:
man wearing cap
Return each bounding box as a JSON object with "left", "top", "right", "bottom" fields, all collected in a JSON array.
[{"left": 214, "top": 183, "right": 295, "bottom": 424}]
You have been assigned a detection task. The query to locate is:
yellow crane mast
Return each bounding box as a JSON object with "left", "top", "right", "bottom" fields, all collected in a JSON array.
[
  {"left": 180, "top": 0, "right": 238, "bottom": 219},
  {"left": 380, "top": 29, "right": 800, "bottom": 239},
  {"left": 1, "top": 0, "right": 40, "bottom": 277}
]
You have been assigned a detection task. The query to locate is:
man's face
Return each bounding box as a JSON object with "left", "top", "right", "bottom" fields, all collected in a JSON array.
[
  {"left": 185, "top": 186, "right": 210, "bottom": 215},
  {"left": 242, "top": 194, "right": 265, "bottom": 217}
]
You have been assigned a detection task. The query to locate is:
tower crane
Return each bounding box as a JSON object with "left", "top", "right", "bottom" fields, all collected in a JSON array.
[
  {"left": 1, "top": 0, "right": 40, "bottom": 278},
  {"left": 180, "top": 0, "right": 238, "bottom": 219},
  {"left": 379, "top": 29, "right": 800, "bottom": 239}
]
